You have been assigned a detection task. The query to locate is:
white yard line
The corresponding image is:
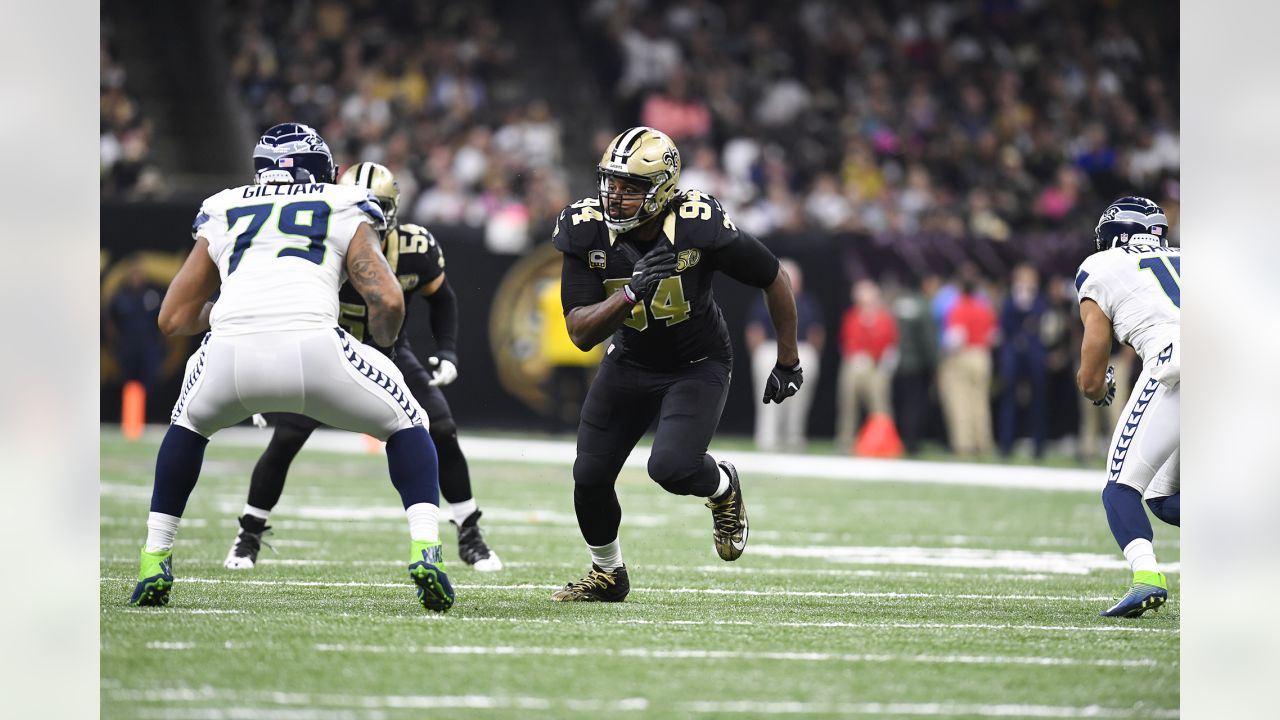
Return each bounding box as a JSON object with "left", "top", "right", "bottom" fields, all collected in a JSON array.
[
  {"left": 309, "top": 643, "right": 1162, "bottom": 668},
  {"left": 683, "top": 701, "right": 1179, "bottom": 718},
  {"left": 109, "top": 689, "right": 1177, "bottom": 718},
  {"left": 751, "top": 544, "right": 1182, "bottom": 576},
  {"left": 177, "top": 427, "right": 1105, "bottom": 492},
  {"left": 101, "top": 575, "right": 1124, "bottom": 602}
]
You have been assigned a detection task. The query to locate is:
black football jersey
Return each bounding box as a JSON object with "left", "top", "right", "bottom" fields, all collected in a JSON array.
[
  {"left": 338, "top": 223, "right": 445, "bottom": 345},
  {"left": 554, "top": 190, "right": 779, "bottom": 369}
]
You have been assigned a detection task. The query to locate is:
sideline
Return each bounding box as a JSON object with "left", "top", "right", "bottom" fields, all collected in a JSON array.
[{"left": 136, "top": 425, "right": 1104, "bottom": 492}]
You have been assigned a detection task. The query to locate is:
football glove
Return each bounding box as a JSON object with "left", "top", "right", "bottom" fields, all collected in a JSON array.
[
  {"left": 427, "top": 351, "right": 459, "bottom": 387},
  {"left": 1092, "top": 365, "right": 1117, "bottom": 407},
  {"left": 763, "top": 361, "right": 804, "bottom": 404},
  {"left": 625, "top": 242, "right": 677, "bottom": 303}
]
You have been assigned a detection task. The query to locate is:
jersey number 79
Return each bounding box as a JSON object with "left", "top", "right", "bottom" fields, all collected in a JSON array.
[{"left": 225, "top": 200, "right": 332, "bottom": 273}]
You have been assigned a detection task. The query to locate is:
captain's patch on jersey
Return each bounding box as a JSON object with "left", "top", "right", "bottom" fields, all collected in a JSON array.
[{"left": 588, "top": 250, "right": 606, "bottom": 269}]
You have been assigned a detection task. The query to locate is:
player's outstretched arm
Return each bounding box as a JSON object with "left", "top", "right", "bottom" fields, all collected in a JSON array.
[
  {"left": 345, "top": 223, "right": 405, "bottom": 347},
  {"left": 1077, "top": 299, "right": 1115, "bottom": 402},
  {"left": 159, "top": 237, "right": 221, "bottom": 336}
]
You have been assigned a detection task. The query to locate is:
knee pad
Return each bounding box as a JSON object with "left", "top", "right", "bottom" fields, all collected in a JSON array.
[
  {"left": 429, "top": 418, "right": 457, "bottom": 441},
  {"left": 1146, "top": 494, "right": 1180, "bottom": 527},
  {"left": 573, "top": 453, "right": 619, "bottom": 491},
  {"left": 647, "top": 452, "right": 699, "bottom": 495}
]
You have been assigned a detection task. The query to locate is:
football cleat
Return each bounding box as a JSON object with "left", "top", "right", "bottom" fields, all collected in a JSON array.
[
  {"left": 129, "top": 548, "right": 174, "bottom": 607},
  {"left": 224, "top": 514, "right": 272, "bottom": 570},
  {"left": 706, "top": 460, "right": 749, "bottom": 561},
  {"left": 550, "top": 564, "right": 630, "bottom": 602},
  {"left": 408, "top": 541, "right": 455, "bottom": 613},
  {"left": 452, "top": 510, "right": 503, "bottom": 572},
  {"left": 1100, "top": 571, "right": 1168, "bottom": 618}
]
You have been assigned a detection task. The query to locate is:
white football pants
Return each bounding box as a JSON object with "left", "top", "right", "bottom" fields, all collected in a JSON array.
[
  {"left": 170, "top": 327, "right": 427, "bottom": 440},
  {"left": 1106, "top": 360, "right": 1179, "bottom": 498}
]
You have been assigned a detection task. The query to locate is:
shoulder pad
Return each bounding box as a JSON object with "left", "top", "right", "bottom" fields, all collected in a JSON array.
[
  {"left": 552, "top": 198, "right": 606, "bottom": 255},
  {"left": 671, "top": 189, "right": 738, "bottom": 249}
]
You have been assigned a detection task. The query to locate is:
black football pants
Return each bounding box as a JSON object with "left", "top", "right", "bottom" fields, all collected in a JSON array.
[{"left": 572, "top": 355, "right": 731, "bottom": 546}]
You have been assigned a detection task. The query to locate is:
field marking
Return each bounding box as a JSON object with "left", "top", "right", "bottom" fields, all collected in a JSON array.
[
  {"left": 752, "top": 544, "right": 1182, "bottom": 576},
  {"left": 108, "top": 687, "right": 1178, "bottom": 719},
  {"left": 310, "top": 643, "right": 1163, "bottom": 669},
  {"left": 683, "top": 701, "right": 1179, "bottom": 717},
  {"left": 100, "top": 575, "right": 1130, "bottom": 603},
  {"left": 122, "top": 639, "right": 1174, "bottom": 669},
  {"left": 95, "top": 555, "right": 1090, "bottom": 581},
  {"left": 169, "top": 426, "right": 1105, "bottom": 492}
]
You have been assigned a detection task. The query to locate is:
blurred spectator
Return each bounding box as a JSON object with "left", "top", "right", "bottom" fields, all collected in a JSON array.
[
  {"left": 835, "top": 279, "right": 897, "bottom": 453},
  {"left": 938, "top": 274, "right": 996, "bottom": 457},
  {"left": 997, "top": 264, "right": 1049, "bottom": 458},
  {"left": 640, "top": 67, "right": 712, "bottom": 142},
  {"left": 748, "top": 259, "right": 824, "bottom": 453},
  {"left": 889, "top": 278, "right": 938, "bottom": 455},
  {"left": 101, "top": 24, "right": 162, "bottom": 197},
  {"left": 105, "top": 257, "right": 166, "bottom": 394}
]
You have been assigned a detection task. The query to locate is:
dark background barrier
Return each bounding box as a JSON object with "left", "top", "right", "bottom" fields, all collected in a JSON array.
[{"left": 101, "top": 201, "right": 863, "bottom": 439}]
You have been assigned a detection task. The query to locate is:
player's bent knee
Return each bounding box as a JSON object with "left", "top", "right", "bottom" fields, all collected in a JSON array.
[
  {"left": 647, "top": 453, "right": 700, "bottom": 495},
  {"left": 1146, "top": 494, "right": 1180, "bottom": 527},
  {"left": 429, "top": 418, "right": 457, "bottom": 440},
  {"left": 573, "top": 454, "right": 619, "bottom": 490}
]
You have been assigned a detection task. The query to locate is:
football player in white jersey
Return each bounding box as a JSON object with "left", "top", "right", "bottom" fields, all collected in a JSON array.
[
  {"left": 1075, "top": 196, "right": 1180, "bottom": 618},
  {"left": 128, "top": 123, "right": 455, "bottom": 613}
]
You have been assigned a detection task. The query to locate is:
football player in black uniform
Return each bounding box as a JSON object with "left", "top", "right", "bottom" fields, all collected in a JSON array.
[
  {"left": 550, "top": 127, "right": 803, "bottom": 601},
  {"left": 224, "top": 162, "right": 503, "bottom": 572}
]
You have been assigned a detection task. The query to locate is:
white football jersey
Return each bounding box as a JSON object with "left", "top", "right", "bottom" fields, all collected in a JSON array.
[
  {"left": 192, "top": 183, "right": 384, "bottom": 335},
  {"left": 1075, "top": 239, "right": 1180, "bottom": 367}
]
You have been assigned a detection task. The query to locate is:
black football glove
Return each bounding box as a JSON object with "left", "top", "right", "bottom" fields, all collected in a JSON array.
[
  {"left": 763, "top": 361, "right": 804, "bottom": 404},
  {"left": 624, "top": 242, "right": 677, "bottom": 303},
  {"left": 1092, "top": 365, "right": 1117, "bottom": 407}
]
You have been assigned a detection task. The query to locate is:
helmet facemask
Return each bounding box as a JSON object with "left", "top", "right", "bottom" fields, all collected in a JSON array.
[
  {"left": 598, "top": 169, "right": 666, "bottom": 233},
  {"left": 596, "top": 126, "right": 682, "bottom": 234}
]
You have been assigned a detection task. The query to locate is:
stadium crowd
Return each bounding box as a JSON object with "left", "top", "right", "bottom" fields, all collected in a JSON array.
[
  {"left": 103, "top": 0, "right": 1179, "bottom": 458},
  {"left": 101, "top": 20, "right": 164, "bottom": 197}
]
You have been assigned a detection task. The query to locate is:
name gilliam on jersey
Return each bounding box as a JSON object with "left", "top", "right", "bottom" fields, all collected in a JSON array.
[{"left": 241, "top": 183, "right": 327, "bottom": 199}]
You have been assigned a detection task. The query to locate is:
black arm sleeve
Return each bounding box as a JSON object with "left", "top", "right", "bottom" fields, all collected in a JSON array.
[
  {"left": 424, "top": 277, "right": 459, "bottom": 360},
  {"left": 560, "top": 252, "right": 605, "bottom": 315},
  {"left": 714, "top": 231, "right": 780, "bottom": 289}
]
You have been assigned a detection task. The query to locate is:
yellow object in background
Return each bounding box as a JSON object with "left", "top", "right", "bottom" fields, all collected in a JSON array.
[{"left": 537, "top": 280, "right": 602, "bottom": 367}]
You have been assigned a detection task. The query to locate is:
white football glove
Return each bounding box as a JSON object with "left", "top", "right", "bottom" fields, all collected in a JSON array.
[
  {"left": 1092, "top": 365, "right": 1117, "bottom": 407},
  {"left": 426, "top": 356, "right": 458, "bottom": 386}
]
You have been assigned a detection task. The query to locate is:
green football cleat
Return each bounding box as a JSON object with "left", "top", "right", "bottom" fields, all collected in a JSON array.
[
  {"left": 1100, "top": 570, "right": 1168, "bottom": 618},
  {"left": 129, "top": 548, "right": 174, "bottom": 607},
  {"left": 408, "top": 540, "right": 455, "bottom": 613}
]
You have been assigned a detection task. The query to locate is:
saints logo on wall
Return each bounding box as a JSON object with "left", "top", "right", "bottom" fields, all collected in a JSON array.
[{"left": 489, "top": 243, "right": 603, "bottom": 414}]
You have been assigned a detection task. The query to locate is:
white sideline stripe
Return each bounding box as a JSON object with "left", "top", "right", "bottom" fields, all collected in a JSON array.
[
  {"left": 109, "top": 687, "right": 1179, "bottom": 719},
  {"left": 100, "top": 554, "right": 1178, "bottom": 578},
  {"left": 125, "top": 609, "right": 243, "bottom": 615},
  {"left": 101, "top": 576, "right": 1121, "bottom": 602},
  {"left": 311, "top": 643, "right": 1161, "bottom": 668},
  {"left": 188, "top": 427, "right": 1105, "bottom": 491}
]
